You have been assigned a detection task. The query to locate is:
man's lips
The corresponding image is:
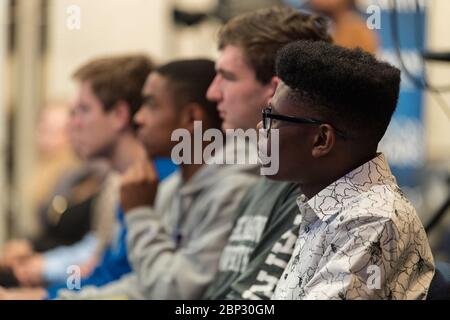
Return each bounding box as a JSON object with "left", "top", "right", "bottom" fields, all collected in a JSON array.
[
  {"left": 217, "top": 107, "right": 226, "bottom": 119},
  {"left": 137, "top": 128, "right": 146, "bottom": 140}
]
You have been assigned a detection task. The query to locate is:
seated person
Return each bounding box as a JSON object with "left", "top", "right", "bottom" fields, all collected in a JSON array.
[
  {"left": 42, "top": 53, "right": 177, "bottom": 297},
  {"left": 0, "top": 54, "right": 176, "bottom": 299},
  {"left": 268, "top": 40, "right": 434, "bottom": 299},
  {"left": 0, "top": 106, "right": 111, "bottom": 288},
  {"left": 55, "top": 59, "right": 259, "bottom": 300},
  {"left": 203, "top": 6, "right": 332, "bottom": 300}
]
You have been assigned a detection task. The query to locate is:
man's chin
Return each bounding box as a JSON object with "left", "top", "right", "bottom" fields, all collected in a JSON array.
[
  {"left": 144, "top": 147, "right": 169, "bottom": 161},
  {"left": 144, "top": 149, "right": 157, "bottom": 160},
  {"left": 263, "top": 171, "right": 282, "bottom": 180},
  {"left": 221, "top": 122, "right": 235, "bottom": 131},
  {"left": 262, "top": 168, "right": 296, "bottom": 181},
  {"left": 223, "top": 118, "right": 250, "bottom": 130}
]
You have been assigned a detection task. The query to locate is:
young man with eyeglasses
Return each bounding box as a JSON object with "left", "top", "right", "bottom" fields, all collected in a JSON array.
[
  {"left": 262, "top": 107, "right": 348, "bottom": 139},
  {"left": 203, "top": 6, "right": 333, "bottom": 300},
  {"left": 264, "top": 40, "right": 434, "bottom": 299}
]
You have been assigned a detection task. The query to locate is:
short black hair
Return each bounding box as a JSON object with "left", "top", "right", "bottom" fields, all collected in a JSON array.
[
  {"left": 276, "top": 40, "right": 401, "bottom": 143},
  {"left": 155, "top": 59, "right": 221, "bottom": 129}
]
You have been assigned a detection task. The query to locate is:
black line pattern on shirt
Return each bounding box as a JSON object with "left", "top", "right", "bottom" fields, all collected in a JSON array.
[{"left": 273, "top": 154, "right": 434, "bottom": 300}]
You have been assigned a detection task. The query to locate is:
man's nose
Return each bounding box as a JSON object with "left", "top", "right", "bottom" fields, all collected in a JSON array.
[
  {"left": 134, "top": 107, "right": 145, "bottom": 125},
  {"left": 206, "top": 76, "right": 222, "bottom": 102}
]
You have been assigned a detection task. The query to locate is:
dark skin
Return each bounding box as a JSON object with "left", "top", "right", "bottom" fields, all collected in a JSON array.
[
  {"left": 259, "top": 81, "right": 377, "bottom": 199},
  {"left": 120, "top": 73, "right": 212, "bottom": 213}
]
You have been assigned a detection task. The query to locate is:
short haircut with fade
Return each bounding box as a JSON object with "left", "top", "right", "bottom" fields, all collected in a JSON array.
[
  {"left": 154, "top": 59, "right": 222, "bottom": 129},
  {"left": 276, "top": 40, "right": 401, "bottom": 144}
]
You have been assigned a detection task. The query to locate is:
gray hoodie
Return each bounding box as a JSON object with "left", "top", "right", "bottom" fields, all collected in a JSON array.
[{"left": 57, "top": 138, "right": 259, "bottom": 299}]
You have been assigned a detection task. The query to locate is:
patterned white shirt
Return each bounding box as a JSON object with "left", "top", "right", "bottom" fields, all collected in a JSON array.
[{"left": 273, "top": 153, "right": 435, "bottom": 300}]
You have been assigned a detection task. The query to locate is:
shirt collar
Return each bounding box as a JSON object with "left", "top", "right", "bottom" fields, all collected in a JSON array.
[{"left": 298, "top": 153, "right": 396, "bottom": 221}]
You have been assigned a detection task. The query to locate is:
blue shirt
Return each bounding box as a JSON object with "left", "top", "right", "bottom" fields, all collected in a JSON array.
[
  {"left": 43, "top": 233, "right": 98, "bottom": 284},
  {"left": 45, "top": 158, "right": 178, "bottom": 299}
]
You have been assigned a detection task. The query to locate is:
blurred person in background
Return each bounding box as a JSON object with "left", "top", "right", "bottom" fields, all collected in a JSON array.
[
  {"left": 203, "top": 6, "right": 332, "bottom": 300},
  {"left": 55, "top": 58, "right": 258, "bottom": 300},
  {"left": 308, "top": 0, "right": 378, "bottom": 54},
  {"left": 0, "top": 103, "right": 110, "bottom": 288},
  {"left": 171, "top": 0, "right": 377, "bottom": 55},
  {"left": 29, "top": 102, "right": 81, "bottom": 224},
  {"left": 0, "top": 54, "right": 177, "bottom": 299}
]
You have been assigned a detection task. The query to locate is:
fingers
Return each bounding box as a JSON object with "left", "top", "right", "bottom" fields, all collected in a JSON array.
[
  {"left": 13, "top": 264, "right": 30, "bottom": 287},
  {"left": 121, "top": 159, "right": 159, "bottom": 184},
  {"left": 12, "top": 255, "right": 43, "bottom": 287},
  {"left": 143, "top": 159, "right": 158, "bottom": 182},
  {"left": 120, "top": 159, "right": 159, "bottom": 213},
  {"left": 1, "top": 240, "right": 33, "bottom": 268}
]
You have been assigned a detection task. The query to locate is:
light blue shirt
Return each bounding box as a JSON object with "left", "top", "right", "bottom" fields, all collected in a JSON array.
[{"left": 42, "top": 233, "right": 98, "bottom": 284}]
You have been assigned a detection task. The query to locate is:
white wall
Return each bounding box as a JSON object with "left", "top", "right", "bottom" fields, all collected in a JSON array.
[
  {"left": 425, "top": 0, "right": 450, "bottom": 163},
  {"left": 45, "top": 0, "right": 222, "bottom": 101},
  {"left": 46, "top": 0, "right": 173, "bottom": 100}
]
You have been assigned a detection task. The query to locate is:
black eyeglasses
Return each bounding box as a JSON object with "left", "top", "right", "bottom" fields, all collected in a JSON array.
[{"left": 262, "top": 107, "right": 347, "bottom": 139}]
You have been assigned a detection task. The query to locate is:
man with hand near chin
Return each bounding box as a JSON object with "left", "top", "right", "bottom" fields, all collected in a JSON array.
[{"left": 57, "top": 59, "right": 258, "bottom": 300}]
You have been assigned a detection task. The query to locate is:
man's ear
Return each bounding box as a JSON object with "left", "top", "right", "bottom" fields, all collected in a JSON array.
[
  {"left": 311, "top": 124, "right": 335, "bottom": 158},
  {"left": 179, "top": 103, "right": 206, "bottom": 131},
  {"left": 111, "top": 100, "right": 131, "bottom": 131},
  {"left": 264, "top": 76, "right": 279, "bottom": 100}
]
